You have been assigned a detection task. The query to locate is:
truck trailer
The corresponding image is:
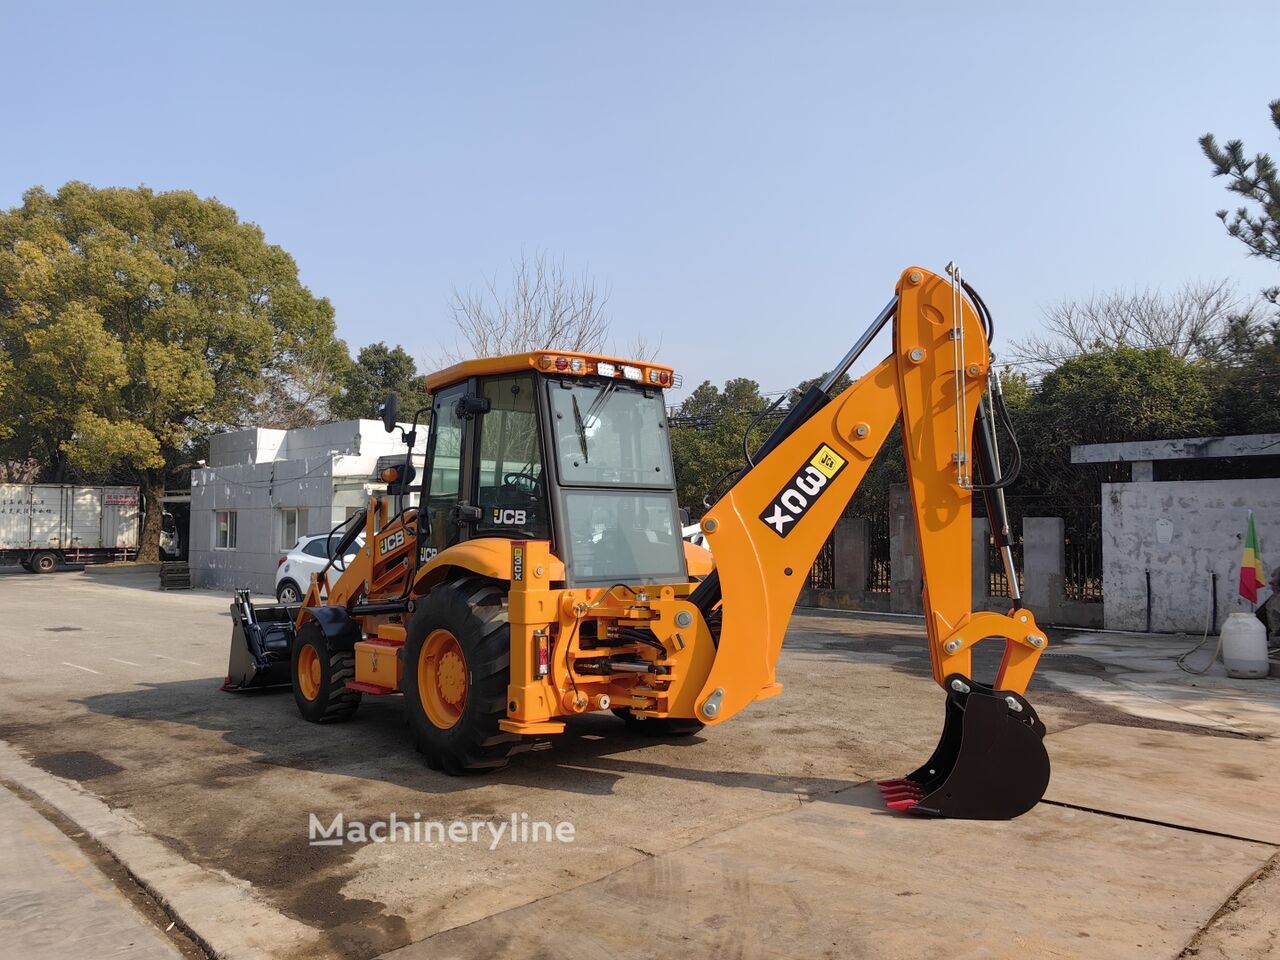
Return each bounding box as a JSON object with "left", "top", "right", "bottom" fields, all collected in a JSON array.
[{"left": 0, "top": 484, "right": 141, "bottom": 572}]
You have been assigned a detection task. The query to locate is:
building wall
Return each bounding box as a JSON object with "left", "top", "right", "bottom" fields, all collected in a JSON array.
[
  {"left": 1101, "top": 478, "right": 1279, "bottom": 632},
  {"left": 189, "top": 457, "right": 344, "bottom": 594},
  {"left": 208, "top": 420, "right": 406, "bottom": 467},
  {"left": 191, "top": 420, "right": 425, "bottom": 594}
]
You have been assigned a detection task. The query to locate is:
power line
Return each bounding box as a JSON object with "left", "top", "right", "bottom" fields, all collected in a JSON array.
[{"left": 193, "top": 458, "right": 340, "bottom": 491}]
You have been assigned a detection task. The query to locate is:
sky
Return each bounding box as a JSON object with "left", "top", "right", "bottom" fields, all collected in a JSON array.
[{"left": 2, "top": 2, "right": 1277, "bottom": 400}]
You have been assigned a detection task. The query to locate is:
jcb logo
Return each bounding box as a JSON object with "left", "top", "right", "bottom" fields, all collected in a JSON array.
[
  {"left": 492, "top": 508, "right": 528, "bottom": 526},
  {"left": 379, "top": 530, "right": 405, "bottom": 556},
  {"left": 759, "top": 445, "right": 847, "bottom": 538}
]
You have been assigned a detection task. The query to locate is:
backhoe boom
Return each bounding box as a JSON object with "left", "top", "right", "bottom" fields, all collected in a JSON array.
[{"left": 692, "top": 265, "right": 1050, "bottom": 818}]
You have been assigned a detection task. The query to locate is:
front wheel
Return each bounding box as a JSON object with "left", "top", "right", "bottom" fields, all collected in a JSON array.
[
  {"left": 403, "top": 578, "right": 520, "bottom": 774},
  {"left": 291, "top": 622, "right": 361, "bottom": 723}
]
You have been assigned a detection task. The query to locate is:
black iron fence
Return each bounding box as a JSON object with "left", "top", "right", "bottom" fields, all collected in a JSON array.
[
  {"left": 986, "top": 537, "right": 1025, "bottom": 599},
  {"left": 866, "top": 511, "right": 891, "bottom": 592},
  {"left": 808, "top": 536, "right": 835, "bottom": 590},
  {"left": 801, "top": 501, "right": 1103, "bottom": 603},
  {"left": 1064, "top": 524, "right": 1104, "bottom": 602}
]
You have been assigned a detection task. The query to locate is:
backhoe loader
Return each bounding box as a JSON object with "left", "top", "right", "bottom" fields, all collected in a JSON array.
[{"left": 226, "top": 265, "right": 1050, "bottom": 819}]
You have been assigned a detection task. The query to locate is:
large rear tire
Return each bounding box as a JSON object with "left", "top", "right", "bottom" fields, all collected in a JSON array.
[
  {"left": 404, "top": 577, "right": 520, "bottom": 774},
  {"left": 30, "top": 551, "right": 59, "bottom": 574},
  {"left": 291, "top": 621, "right": 361, "bottom": 723}
]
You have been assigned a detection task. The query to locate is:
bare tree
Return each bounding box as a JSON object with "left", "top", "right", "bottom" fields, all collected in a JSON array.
[
  {"left": 1008, "top": 279, "right": 1265, "bottom": 372},
  {"left": 611, "top": 331, "right": 662, "bottom": 362},
  {"left": 446, "top": 251, "right": 611, "bottom": 361},
  {"left": 247, "top": 354, "right": 343, "bottom": 429}
]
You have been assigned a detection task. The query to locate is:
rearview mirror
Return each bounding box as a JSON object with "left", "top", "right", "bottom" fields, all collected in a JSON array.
[{"left": 378, "top": 393, "right": 399, "bottom": 433}]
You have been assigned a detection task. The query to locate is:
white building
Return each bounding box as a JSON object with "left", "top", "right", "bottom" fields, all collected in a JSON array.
[{"left": 189, "top": 420, "right": 425, "bottom": 593}]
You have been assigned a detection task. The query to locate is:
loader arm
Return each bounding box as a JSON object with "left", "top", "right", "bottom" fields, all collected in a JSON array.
[{"left": 692, "top": 265, "right": 1050, "bottom": 818}]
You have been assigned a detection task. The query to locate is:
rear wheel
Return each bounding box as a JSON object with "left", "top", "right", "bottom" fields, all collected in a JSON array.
[
  {"left": 291, "top": 622, "right": 361, "bottom": 723},
  {"left": 612, "top": 708, "right": 705, "bottom": 736},
  {"left": 30, "top": 551, "right": 59, "bottom": 574},
  {"left": 404, "top": 578, "right": 520, "bottom": 774},
  {"left": 276, "top": 579, "right": 302, "bottom": 604}
]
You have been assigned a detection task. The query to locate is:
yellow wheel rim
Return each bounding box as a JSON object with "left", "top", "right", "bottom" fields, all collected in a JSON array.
[
  {"left": 297, "top": 643, "right": 322, "bottom": 701},
  {"left": 420, "top": 628, "right": 467, "bottom": 729}
]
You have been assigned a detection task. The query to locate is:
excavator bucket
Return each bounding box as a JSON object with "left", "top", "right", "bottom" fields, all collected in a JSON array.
[
  {"left": 878, "top": 675, "right": 1050, "bottom": 820},
  {"left": 222, "top": 590, "right": 296, "bottom": 691}
]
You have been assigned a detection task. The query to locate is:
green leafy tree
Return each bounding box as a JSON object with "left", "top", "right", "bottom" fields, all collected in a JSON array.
[
  {"left": 1011, "top": 347, "right": 1212, "bottom": 539},
  {"left": 1209, "top": 320, "right": 1280, "bottom": 434},
  {"left": 1200, "top": 102, "right": 1280, "bottom": 434},
  {"left": 1201, "top": 100, "right": 1280, "bottom": 289},
  {"left": 330, "top": 342, "right": 421, "bottom": 421},
  {"left": 668, "top": 378, "right": 769, "bottom": 518},
  {"left": 0, "top": 182, "right": 347, "bottom": 559}
]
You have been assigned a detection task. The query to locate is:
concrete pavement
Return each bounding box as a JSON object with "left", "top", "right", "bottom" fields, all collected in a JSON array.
[
  {"left": 0, "top": 782, "right": 182, "bottom": 959},
  {"left": 1, "top": 568, "right": 1278, "bottom": 959}
]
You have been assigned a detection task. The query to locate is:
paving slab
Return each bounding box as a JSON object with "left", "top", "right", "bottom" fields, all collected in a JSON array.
[
  {"left": 0, "top": 783, "right": 180, "bottom": 960},
  {"left": 384, "top": 784, "right": 1272, "bottom": 960},
  {"left": 1043, "top": 632, "right": 1280, "bottom": 739},
  {"left": 1183, "top": 853, "right": 1280, "bottom": 960},
  {"left": 1045, "top": 723, "right": 1280, "bottom": 845}
]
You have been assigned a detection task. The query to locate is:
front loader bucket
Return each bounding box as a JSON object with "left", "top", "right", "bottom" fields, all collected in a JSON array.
[
  {"left": 878, "top": 675, "right": 1050, "bottom": 820},
  {"left": 222, "top": 589, "right": 296, "bottom": 692}
]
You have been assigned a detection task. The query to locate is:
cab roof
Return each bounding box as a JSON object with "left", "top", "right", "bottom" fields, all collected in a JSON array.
[{"left": 422, "top": 350, "right": 677, "bottom": 394}]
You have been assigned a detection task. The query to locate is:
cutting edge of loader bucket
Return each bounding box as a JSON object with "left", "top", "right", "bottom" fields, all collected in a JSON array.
[
  {"left": 877, "top": 674, "right": 1050, "bottom": 820},
  {"left": 221, "top": 589, "right": 296, "bottom": 692}
]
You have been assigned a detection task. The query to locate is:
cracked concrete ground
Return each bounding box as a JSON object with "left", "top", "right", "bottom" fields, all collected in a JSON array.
[{"left": 0, "top": 566, "right": 1276, "bottom": 959}]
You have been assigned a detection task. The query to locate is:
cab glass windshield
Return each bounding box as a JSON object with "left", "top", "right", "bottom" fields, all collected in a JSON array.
[{"left": 548, "top": 380, "right": 673, "bottom": 487}]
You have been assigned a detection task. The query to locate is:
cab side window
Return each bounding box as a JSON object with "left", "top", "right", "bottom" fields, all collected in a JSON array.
[{"left": 473, "top": 374, "right": 550, "bottom": 539}]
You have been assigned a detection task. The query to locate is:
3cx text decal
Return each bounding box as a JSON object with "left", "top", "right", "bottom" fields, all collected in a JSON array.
[
  {"left": 511, "top": 544, "right": 525, "bottom": 582},
  {"left": 759, "top": 444, "right": 847, "bottom": 537},
  {"left": 379, "top": 530, "right": 406, "bottom": 556}
]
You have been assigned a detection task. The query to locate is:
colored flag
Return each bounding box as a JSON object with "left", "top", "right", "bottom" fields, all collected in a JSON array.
[{"left": 1239, "top": 511, "right": 1266, "bottom": 604}]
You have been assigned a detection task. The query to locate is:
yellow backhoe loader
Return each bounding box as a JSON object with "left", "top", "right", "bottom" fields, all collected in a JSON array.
[{"left": 225, "top": 265, "right": 1050, "bottom": 819}]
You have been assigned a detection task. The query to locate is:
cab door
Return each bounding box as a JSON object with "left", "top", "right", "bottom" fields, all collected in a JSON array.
[
  {"left": 419, "top": 383, "right": 469, "bottom": 563},
  {"left": 470, "top": 373, "right": 551, "bottom": 541}
]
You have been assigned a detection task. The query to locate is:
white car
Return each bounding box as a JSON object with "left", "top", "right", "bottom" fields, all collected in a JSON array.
[{"left": 275, "top": 533, "right": 364, "bottom": 603}]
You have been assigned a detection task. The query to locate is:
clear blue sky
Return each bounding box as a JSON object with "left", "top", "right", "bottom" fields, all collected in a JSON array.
[{"left": 3, "top": 2, "right": 1276, "bottom": 399}]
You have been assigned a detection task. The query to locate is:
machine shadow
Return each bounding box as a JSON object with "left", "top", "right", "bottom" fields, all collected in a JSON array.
[{"left": 76, "top": 678, "right": 863, "bottom": 799}]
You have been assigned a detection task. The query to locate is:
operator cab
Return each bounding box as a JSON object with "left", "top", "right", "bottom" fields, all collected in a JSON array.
[{"left": 408, "top": 352, "right": 686, "bottom": 588}]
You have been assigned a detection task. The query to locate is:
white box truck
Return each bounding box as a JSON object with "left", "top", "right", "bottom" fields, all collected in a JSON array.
[{"left": 0, "top": 484, "right": 141, "bottom": 573}]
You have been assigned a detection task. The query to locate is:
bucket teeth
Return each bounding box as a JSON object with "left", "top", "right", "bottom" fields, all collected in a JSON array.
[
  {"left": 885, "top": 798, "right": 919, "bottom": 812},
  {"left": 877, "top": 782, "right": 922, "bottom": 798}
]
